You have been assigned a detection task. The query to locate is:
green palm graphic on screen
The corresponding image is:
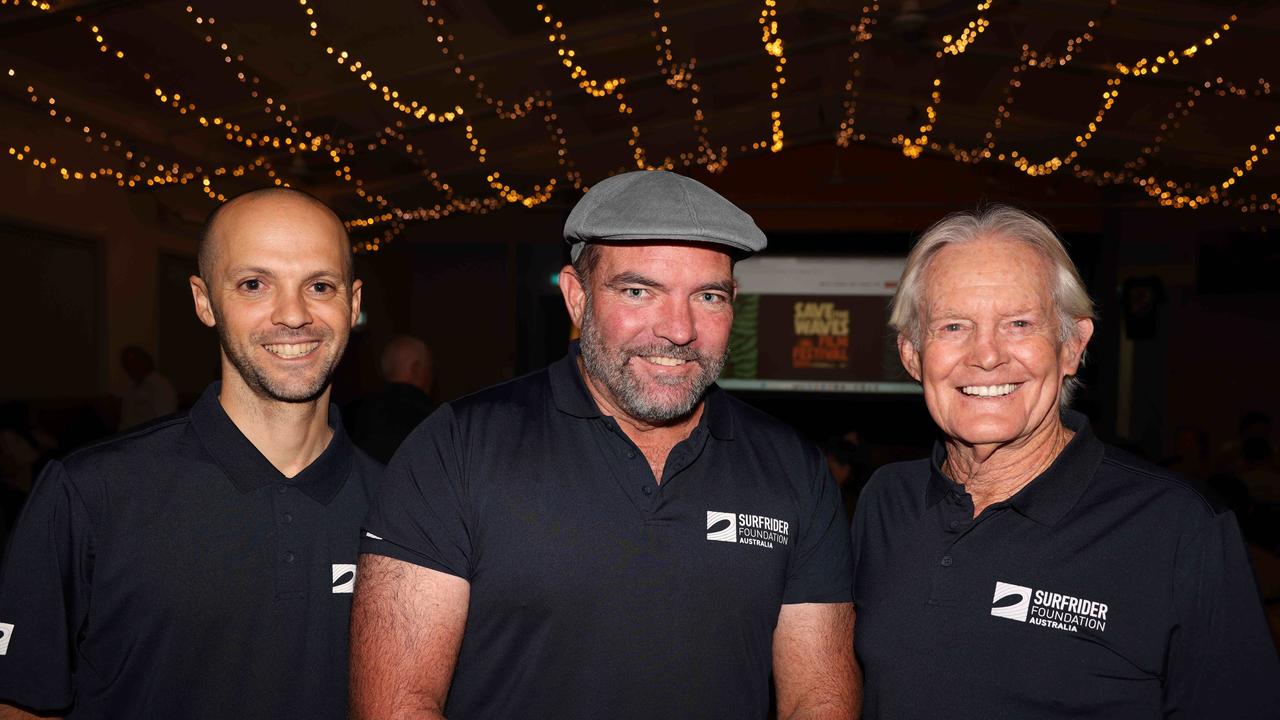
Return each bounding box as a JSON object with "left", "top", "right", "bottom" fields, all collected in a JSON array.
[{"left": 724, "top": 294, "right": 760, "bottom": 379}]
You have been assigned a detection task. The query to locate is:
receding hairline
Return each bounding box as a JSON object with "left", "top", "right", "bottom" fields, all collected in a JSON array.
[{"left": 197, "top": 186, "right": 351, "bottom": 281}]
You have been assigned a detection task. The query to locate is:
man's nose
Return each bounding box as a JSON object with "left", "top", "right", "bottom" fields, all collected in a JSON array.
[
  {"left": 966, "top": 326, "right": 1007, "bottom": 370},
  {"left": 654, "top": 298, "right": 697, "bottom": 346},
  {"left": 272, "top": 288, "right": 313, "bottom": 329}
]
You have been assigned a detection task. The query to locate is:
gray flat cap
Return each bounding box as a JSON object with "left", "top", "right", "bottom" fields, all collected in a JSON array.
[{"left": 564, "top": 170, "right": 767, "bottom": 261}]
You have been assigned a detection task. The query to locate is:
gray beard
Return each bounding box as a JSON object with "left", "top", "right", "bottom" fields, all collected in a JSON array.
[{"left": 578, "top": 295, "right": 727, "bottom": 425}]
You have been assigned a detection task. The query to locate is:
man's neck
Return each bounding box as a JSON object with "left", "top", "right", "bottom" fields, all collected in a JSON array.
[
  {"left": 577, "top": 357, "right": 703, "bottom": 483},
  {"left": 942, "top": 418, "right": 1073, "bottom": 518},
  {"left": 218, "top": 372, "right": 334, "bottom": 479}
]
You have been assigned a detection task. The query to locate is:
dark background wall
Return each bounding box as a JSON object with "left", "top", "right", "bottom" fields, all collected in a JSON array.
[{"left": 0, "top": 142, "right": 1275, "bottom": 464}]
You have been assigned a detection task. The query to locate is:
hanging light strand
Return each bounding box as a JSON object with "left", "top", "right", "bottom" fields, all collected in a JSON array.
[
  {"left": 537, "top": 2, "right": 673, "bottom": 171},
  {"left": 835, "top": 3, "right": 880, "bottom": 148},
  {"left": 757, "top": 0, "right": 787, "bottom": 153},
  {"left": 649, "top": 0, "right": 727, "bottom": 172},
  {"left": 295, "top": 0, "right": 465, "bottom": 123},
  {"left": 894, "top": 0, "right": 994, "bottom": 159},
  {"left": 946, "top": 3, "right": 1112, "bottom": 164},
  {"left": 1003, "top": 12, "right": 1238, "bottom": 178}
]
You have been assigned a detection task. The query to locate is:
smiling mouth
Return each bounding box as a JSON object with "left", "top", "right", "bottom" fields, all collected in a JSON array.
[
  {"left": 639, "top": 355, "right": 689, "bottom": 368},
  {"left": 263, "top": 341, "right": 320, "bottom": 358},
  {"left": 959, "top": 383, "right": 1021, "bottom": 398}
]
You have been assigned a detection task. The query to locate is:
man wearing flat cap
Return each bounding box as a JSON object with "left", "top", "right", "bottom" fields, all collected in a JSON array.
[{"left": 351, "top": 170, "right": 858, "bottom": 719}]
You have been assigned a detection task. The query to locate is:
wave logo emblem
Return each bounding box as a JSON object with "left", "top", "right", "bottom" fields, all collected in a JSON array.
[
  {"left": 706, "top": 511, "right": 738, "bottom": 543},
  {"left": 991, "top": 581, "right": 1032, "bottom": 622},
  {"left": 0, "top": 622, "right": 13, "bottom": 655},
  {"left": 332, "top": 564, "right": 357, "bottom": 594}
]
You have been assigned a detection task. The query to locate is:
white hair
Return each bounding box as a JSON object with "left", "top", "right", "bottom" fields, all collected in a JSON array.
[{"left": 888, "top": 204, "right": 1096, "bottom": 406}]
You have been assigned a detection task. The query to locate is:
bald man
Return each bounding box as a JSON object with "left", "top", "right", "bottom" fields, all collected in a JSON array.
[
  {"left": 0, "top": 188, "right": 381, "bottom": 720},
  {"left": 348, "top": 335, "right": 437, "bottom": 464}
]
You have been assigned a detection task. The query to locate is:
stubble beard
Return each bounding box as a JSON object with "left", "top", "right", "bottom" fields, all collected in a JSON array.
[
  {"left": 578, "top": 294, "right": 727, "bottom": 425},
  {"left": 212, "top": 305, "right": 344, "bottom": 404}
]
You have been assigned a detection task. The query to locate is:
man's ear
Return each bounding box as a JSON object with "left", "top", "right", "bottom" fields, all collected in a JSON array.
[
  {"left": 559, "top": 265, "right": 587, "bottom": 328},
  {"left": 897, "top": 333, "right": 922, "bottom": 382},
  {"left": 1062, "top": 317, "right": 1094, "bottom": 375},
  {"left": 349, "top": 279, "right": 364, "bottom": 329},
  {"left": 190, "top": 275, "right": 217, "bottom": 328}
]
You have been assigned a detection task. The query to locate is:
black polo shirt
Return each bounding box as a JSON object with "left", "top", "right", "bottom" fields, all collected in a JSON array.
[
  {"left": 850, "top": 410, "right": 1280, "bottom": 719},
  {"left": 362, "top": 344, "right": 852, "bottom": 720},
  {"left": 0, "top": 384, "right": 380, "bottom": 719}
]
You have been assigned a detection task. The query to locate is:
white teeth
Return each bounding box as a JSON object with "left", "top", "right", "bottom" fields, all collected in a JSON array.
[
  {"left": 643, "top": 356, "right": 686, "bottom": 367},
  {"left": 264, "top": 341, "right": 319, "bottom": 358},
  {"left": 961, "top": 383, "right": 1018, "bottom": 397}
]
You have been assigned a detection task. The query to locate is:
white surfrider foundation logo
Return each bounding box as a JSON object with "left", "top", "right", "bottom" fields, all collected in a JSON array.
[
  {"left": 991, "top": 582, "right": 1032, "bottom": 621},
  {"left": 0, "top": 622, "right": 12, "bottom": 655},
  {"left": 332, "top": 564, "right": 357, "bottom": 594},
  {"left": 991, "top": 580, "right": 1109, "bottom": 633},
  {"left": 706, "top": 510, "right": 790, "bottom": 549}
]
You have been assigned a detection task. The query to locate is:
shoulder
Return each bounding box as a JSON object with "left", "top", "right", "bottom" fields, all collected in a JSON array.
[
  {"left": 444, "top": 367, "right": 554, "bottom": 424},
  {"left": 861, "top": 458, "right": 931, "bottom": 503},
  {"left": 57, "top": 412, "right": 194, "bottom": 480},
  {"left": 1092, "top": 443, "right": 1227, "bottom": 522}
]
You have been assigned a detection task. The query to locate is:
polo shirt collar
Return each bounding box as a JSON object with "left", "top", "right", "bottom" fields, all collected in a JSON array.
[
  {"left": 926, "top": 409, "right": 1104, "bottom": 526},
  {"left": 549, "top": 342, "right": 734, "bottom": 440},
  {"left": 189, "top": 382, "right": 353, "bottom": 505}
]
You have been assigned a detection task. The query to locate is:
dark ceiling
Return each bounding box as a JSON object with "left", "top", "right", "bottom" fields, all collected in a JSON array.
[{"left": 1, "top": 0, "right": 1276, "bottom": 247}]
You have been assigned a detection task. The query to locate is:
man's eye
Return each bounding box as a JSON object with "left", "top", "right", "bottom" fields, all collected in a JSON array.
[
  {"left": 1011, "top": 319, "right": 1031, "bottom": 328},
  {"left": 701, "top": 292, "right": 725, "bottom": 303},
  {"left": 241, "top": 279, "right": 262, "bottom": 291},
  {"left": 312, "top": 282, "right": 333, "bottom": 293},
  {"left": 943, "top": 323, "right": 963, "bottom": 332},
  {"left": 624, "top": 288, "right": 645, "bottom": 298}
]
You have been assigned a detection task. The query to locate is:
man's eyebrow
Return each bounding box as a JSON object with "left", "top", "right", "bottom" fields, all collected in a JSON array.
[
  {"left": 605, "top": 271, "right": 665, "bottom": 290},
  {"left": 697, "top": 279, "right": 737, "bottom": 296}
]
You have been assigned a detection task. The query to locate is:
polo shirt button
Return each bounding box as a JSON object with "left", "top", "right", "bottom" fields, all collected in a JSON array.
[
  {"left": 277, "top": 485, "right": 289, "bottom": 494},
  {"left": 281, "top": 512, "right": 293, "bottom": 525},
  {"left": 641, "top": 485, "right": 653, "bottom": 496},
  {"left": 284, "top": 551, "right": 297, "bottom": 564},
  {"left": 940, "top": 555, "right": 954, "bottom": 567},
  {"left": 948, "top": 520, "right": 960, "bottom": 530},
  {"left": 626, "top": 450, "right": 637, "bottom": 459}
]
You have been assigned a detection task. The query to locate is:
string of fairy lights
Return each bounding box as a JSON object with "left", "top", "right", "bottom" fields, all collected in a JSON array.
[
  {"left": 3, "top": 0, "right": 1277, "bottom": 252},
  {"left": 835, "top": 3, "right": 879, "bottom": 148}
]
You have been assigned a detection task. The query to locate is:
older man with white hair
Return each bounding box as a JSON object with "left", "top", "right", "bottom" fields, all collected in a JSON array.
[{"left": 849, "top": 205, "right": 1279, "bottom": 718}]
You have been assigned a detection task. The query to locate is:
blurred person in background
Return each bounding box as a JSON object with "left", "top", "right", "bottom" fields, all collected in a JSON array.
[
  {"left": 347, "top": 334, "right": 436, "bottom": 464},
  {"left": 823, "top": 429, "right": 870, "bottom": 522},
  {"left": 118, "top": 345, "right": 177, "bottom": 429},
  {"left": 1160, "top": 424, "right": 1212, "bottom": 481}
]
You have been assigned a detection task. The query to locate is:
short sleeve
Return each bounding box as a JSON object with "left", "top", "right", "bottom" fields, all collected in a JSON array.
[
  {"left": 0, "top": 461, "right": 94, "bottom": 711},
  {"left": 781, "top": 445, "right": 853, "bottom": 605},
  {"left": 360, "top": 405, "right": 473, "bottom": 580},
  {"left": 1164, "top": 511, "right": 1280, "bottom": 718},
  {"left": 848, "top": 481, "right": 869, "bottom": 604}
]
